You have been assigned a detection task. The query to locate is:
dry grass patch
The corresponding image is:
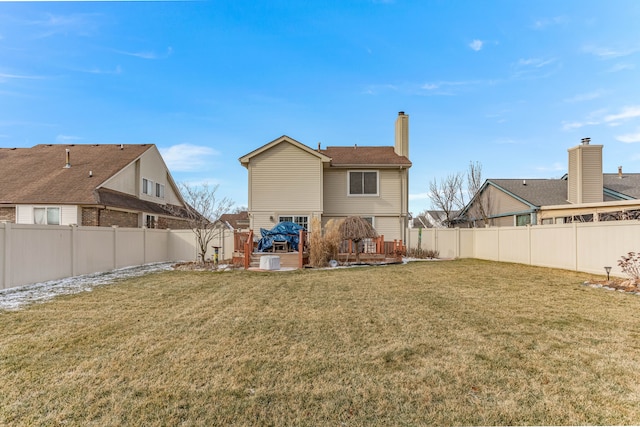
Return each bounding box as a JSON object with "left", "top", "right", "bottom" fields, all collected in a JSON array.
[{"left": 2, "top": 259, "right": 640, "bottom": 425}]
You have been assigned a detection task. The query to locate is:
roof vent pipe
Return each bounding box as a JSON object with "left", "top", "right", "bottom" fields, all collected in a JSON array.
[
  {"left": 64, "top": 149, "right": 71, "bottom": 168},
  {"left": 618, "top": 166, "right": 623, "bottom": 178},
  {"left": 120, "top": 144, "right": 124, "bottom": 150}
]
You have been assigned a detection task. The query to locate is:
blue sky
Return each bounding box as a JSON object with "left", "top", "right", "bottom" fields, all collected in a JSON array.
[{"left": 2, "top": 0, "right": 640, "bottom": 214}]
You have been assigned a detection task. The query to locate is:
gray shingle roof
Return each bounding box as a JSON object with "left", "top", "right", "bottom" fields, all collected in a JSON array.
[
  {"left": 489, "top": 179, "right": 568, "bottom": 207},
  {"left": 603, "top": 173, "right": 640, "bottom": 199},
  {"left": 489, "top": 174, "right": 640, "bottom": 207}
]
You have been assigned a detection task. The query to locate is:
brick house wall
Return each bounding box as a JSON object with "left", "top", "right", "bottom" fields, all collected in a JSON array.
[
  {"left": 158, "top": 216, "right": 192, "bottom": 230},
  {"left": 0, "top": 207, "right": 16, "bottom": 222},
  {"left": 81, "top": 207, "right": 100, "bottom": 226},
  {"left": 99, "top": 209, "right": 139, "bottom": 228}
]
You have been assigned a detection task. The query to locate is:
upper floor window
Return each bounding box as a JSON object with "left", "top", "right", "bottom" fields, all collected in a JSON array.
[
  {"left": 349, "top": 171, "right": 378, "bottom": 196},
  {"left": 142, "top": 178, "right": 154, "bottom": 196},
  {"left": 155, "top": 183, "right": 165, "bottom": 199},
  {"left": 34, "top": 207, "right": 60, "bottom": 225}
]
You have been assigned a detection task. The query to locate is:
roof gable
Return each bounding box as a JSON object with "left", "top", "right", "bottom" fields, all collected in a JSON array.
[
  {"left": 0, "top": 144, "right": 152, "bottom": 204},
  {"left": 239, "top": 136, "right": 331, "bottom": 167}
]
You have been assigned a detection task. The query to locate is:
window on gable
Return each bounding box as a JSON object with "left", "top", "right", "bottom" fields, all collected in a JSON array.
[
  {"left": 155, "top": 183, "right": 165, "bottom": 199},
  {"left": 142, "top": 178, "right": 154, "bottom": 196},
  {"left": 34, "top": 207, "right": 60, "bottom": 225},
  {"left": 349, "top": 171, "right": 378, "bottom": 196}
]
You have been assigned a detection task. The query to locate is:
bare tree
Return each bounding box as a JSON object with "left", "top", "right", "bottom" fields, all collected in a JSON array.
[
  {"left": 428, "top": 172, "right": 465, "bottom": 227},
  {"left": 176, "top": 182, "right": 234, "bottom": 263},
  {"left": 466, "top": 161, "right": 491, "bottom": 227}
]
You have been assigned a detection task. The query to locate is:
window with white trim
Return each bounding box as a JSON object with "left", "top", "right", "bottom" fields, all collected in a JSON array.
[
  {"left": 142, "top": 178, "right": 154, "bottom": 196},
  {"left": 34, "top": 207, "right": 60, "bottom": 225},
  {"left": 278, "top": 215, "right": 308, "bottom": 230},
  {"left": 348, "top": 171, "right": 378, "bottom": 196},
  {"left": 145, "top": 214, "right": 157, "bottom": 228},
  {"left": 515, "top": 214, "right": 531, "bottom": 226},
  {"left": 155, "top": 183, "right": 165, "bottom": 199}
]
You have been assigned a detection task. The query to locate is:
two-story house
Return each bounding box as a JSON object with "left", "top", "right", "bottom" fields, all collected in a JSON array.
[
  {"left": 0, "top": 143, "right": 192, "bottom": 228},
  {"left": 239, "top": 112, "right": 412, "bottom": 242}
]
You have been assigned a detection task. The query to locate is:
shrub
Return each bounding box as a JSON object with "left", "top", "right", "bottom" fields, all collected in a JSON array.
[
  {"left": 617, "top": 251, "right": 640, "bottom": 280},
  {"left": 409, "top": 248, "right": 439, "bottom": 259},
  {"left": 308, "top": 218, "right": 344, "bottom": 267}
]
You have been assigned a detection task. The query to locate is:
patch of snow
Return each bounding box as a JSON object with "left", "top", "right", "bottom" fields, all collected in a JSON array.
[{"left": 0, "top": 262, "right": 174, "bottom": 312}]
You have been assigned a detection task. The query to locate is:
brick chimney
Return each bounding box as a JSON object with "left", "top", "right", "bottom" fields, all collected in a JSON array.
[
  {"left": 394, "top": 111, "right": 409, "bottom": 158},
  {"left": 567, "top": 137, "right": 603, "bottom": 204}
]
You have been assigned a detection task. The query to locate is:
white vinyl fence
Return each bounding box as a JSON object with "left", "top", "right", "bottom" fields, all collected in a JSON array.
[
  {"left": 1, "top": 223, "right": 235, "bottom": 290},
  {"left": 407, "top": 220, "right": 640, "bottom": 278}
]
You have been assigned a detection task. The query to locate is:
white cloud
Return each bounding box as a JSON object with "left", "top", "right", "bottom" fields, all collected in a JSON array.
[
  {"left": 469, "top": 39, "right": 483, "bottom": 51},
  {"left": 563, "top": 90, "right": 605, "bottom": 103},
  {"left": 582, "top": 45, "right": 638, "bottom": 59},
  {"left": 604, "top": 106, "right": 640, "bottom": 123},
  {"left": 616, "top": 131, "right": 640, "bottom": 144},
  {"left": 532, "top": 16, "right": 567, "bottom": 29},
  {"left": 160, "top": 144, "right": 219, "bottom": 172},
  {"left": 114, "top": 46, "right": 173, "bottom": 60}
]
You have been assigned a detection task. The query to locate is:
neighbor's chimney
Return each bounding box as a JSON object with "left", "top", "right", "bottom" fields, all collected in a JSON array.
[
  {"left": 64, "top": 149, "right": 71, "bottom": 168},
  {"left": 618, "top": 166, "right": 623, "bottom": 178},
  {"left": 395, "top": 111, "right": 409, "bottom": 158},
  {"left": 567, "top": 137, "right": 603, "bottom": 204}
]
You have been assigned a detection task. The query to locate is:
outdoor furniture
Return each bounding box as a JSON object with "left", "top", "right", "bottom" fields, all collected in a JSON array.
[{"left": 272, "top": 240, "right": 288, "bottom": 252}]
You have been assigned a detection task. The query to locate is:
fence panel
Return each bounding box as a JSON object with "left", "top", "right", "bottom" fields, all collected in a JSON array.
[
  {"left": 530, "top": 224, "right": 577, "bottom": 271},
  {"left": 575, "top": 221, "right": 640, "bottom": 276},
  {"left": 498, "top": 227, "right": 530, "bottom": 265},
  {"left": 75, "top": 226, "right": 116, "bottom": 276},
  {"left": 8, "top": 224, "right": 73, "bottom": 288},
  {"left": 474, "top": 228, "right": 500, "bottom": 261}
]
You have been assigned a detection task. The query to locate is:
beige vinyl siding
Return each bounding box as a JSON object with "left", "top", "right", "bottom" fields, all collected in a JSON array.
[
  {"left": 581, "top": 147, "right": 603, "bottom": 203},
  {"left": 103, "top": 147, "right": 182, "bottom": 206},
  {"left": 322, "top": 215, "right": 403, "bottom": 241},
  {"left": 567, "top": 144, "right": 603, "bottom": 204},
  {"left": 105, "top": 161, "right": 138, "bottom": 195},
  {"left": 323, "top": 168, "right": 404, "bottom": 216},
  {"left": 568, "top": 149, "right": 578, "bottom": 204},
  {"left": 249, "top": 142, "right": 323, "bottom": 212},
  {"left": 485, "top": 186, "right": 530, "bottom": 217}
]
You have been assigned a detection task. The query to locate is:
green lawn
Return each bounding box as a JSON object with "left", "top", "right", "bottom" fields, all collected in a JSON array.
[{"left": 1, "top": 259, "right": 639, "bottom": 426}]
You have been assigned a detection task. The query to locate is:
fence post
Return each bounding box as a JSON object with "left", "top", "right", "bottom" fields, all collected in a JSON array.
[
  {"left": 71, "top": 225, "right": 78, "bottom": 277},
  {"left": 2, "top": 222, "right": 10, "bottom": 289},
  {"left": 112, "top": 225, "right": 119, "bottom": 270}
]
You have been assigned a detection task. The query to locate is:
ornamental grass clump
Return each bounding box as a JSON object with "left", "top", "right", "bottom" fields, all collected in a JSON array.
[{"left": 308, "top": 218, "right": 344, "bottom": 267}]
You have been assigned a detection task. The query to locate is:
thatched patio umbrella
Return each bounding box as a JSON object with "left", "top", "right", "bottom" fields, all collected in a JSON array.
[{"left": 339, "top": 216, "right": 378, "bottom": 263}]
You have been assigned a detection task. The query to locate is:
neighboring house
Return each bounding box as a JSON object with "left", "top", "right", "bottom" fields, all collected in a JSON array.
[
  {"left": 218, "top": 211, "right": 250, "bottom": 231},
  {"left": 0, "top": 144, "right": 192, "bottom": 229},
  {"left": 239, "top": 112, "right": 412, "bottom": 242},
  {"left": 459, "top": 138, "right": 640, "bottom": 227},
  {"left": 411, "top": 210, "right": 449, "bottom": 228}
]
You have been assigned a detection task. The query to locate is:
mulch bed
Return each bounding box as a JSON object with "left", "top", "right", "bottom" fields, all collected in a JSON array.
[{"left": 584, "top": 278, "right": 640, "bottom": 294}]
